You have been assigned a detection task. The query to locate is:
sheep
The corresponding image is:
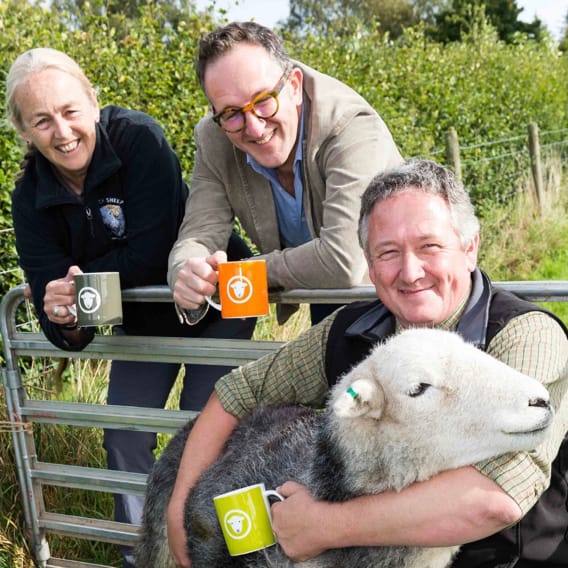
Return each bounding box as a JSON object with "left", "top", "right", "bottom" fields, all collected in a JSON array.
[{"left": 135, "top": 328, "right": 554, "bottom": 568}]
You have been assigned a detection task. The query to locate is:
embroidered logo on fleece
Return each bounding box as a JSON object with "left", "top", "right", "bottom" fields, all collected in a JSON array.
[{"left": 99, "top": 199, "right": 126, "bottom": 239}]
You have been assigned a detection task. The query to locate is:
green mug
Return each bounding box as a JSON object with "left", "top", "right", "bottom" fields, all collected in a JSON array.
[
  {"left": 213, "top": 483, "right": 284, "bottom": 556},
  {"left": 74, "top": 272, "right": 123, "bottom": 327}
]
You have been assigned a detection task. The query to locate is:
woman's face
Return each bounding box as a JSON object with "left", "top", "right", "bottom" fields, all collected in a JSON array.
[{"left": 16, "top": 68, "right": 100, "bottom": 189}]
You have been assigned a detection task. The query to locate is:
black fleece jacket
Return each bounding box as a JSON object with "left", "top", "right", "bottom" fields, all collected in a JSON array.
[{"left": 11, "top": 105, "right": 189, "bottom": 350}]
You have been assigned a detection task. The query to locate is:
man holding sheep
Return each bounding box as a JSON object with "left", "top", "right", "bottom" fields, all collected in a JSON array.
[{"left": 167, "top": 159, "right": 568, "bottom": 568}]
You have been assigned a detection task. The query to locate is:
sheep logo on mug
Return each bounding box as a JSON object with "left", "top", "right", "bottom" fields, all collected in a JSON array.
[
  {"left": 78, "top": 287, "right": 101, "bottom": 314},
  {"left": 226, "top": 275, "right": 253, "bottom": 304},
  {"left": 223, "top": 510, "right": 252, "bottom": 540}
]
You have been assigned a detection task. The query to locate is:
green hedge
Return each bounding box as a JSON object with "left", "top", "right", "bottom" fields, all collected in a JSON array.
[{"left": 1, "top": 2, "right": 567, "bottom": 296}]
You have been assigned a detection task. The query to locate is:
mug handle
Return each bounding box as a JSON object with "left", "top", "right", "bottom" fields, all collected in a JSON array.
[
  {"left": 264, "top": 489, "right": 285, "bottom": 503},
  {"left": 205, "top": 296, "right": 222, "bottom": 311}
]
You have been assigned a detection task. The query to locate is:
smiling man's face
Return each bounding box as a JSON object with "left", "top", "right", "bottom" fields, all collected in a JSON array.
[
  {"left": 204, "top": 42, "right": 303, "bottom": 171},
  {"left": 365, "top": 190, "right": 479, "bottom": 328}
]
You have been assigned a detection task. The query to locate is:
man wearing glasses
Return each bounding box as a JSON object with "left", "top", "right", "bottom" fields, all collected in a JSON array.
[{"left": 168, "top": 21, "right": 402, "bottom": 327}]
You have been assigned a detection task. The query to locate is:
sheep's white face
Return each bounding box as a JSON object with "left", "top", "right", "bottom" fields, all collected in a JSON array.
[{"left": 331, "top": 328, "right": 554, "bottom": 480}]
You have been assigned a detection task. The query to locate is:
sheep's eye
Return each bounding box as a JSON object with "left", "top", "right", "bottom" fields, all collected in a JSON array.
[{"left": 408, "top": 383, "right": 431, "bottom": 397}]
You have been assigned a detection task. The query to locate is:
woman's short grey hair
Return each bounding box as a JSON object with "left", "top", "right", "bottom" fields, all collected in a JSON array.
[
  {"left": 196, "top": 21, "right": 291, "bottom": 95},
  {"left": 6, "top": 47, "right": 94, "bottom": 131},
  {"left": 358, "top": 159, "right": 480, "bottom": 254}
]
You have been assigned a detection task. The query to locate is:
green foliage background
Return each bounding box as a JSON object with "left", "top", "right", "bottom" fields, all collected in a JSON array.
[
  {"left": 0, "top": 2, "right": 567, "bottom": 565},
  {"left": 0, "top": 1, "right": 567, "bottom": 297}
]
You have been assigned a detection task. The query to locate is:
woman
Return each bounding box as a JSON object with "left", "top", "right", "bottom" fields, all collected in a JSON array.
[{"left": 6, "top": 47, "right": 255, "bottom": 568}]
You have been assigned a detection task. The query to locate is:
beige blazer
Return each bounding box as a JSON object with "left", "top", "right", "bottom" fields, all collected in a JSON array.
[{"left": 168, "top": 62, "right": 403, "bottom": 322}]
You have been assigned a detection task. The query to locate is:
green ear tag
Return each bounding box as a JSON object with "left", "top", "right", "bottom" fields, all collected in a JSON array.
[{"left": 346, "top": 386, "right": 359, "bottom": 400}]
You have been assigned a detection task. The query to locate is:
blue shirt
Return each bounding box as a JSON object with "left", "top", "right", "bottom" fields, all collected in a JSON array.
[{"left": 247, "top": 109, "right": 312, "bottom": 248}]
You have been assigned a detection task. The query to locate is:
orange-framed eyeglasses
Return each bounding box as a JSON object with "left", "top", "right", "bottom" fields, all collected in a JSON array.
[{"left": 212, "top": 66, "right": 292, "bottom": 133}]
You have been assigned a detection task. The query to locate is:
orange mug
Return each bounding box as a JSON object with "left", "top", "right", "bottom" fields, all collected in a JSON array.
[{"left": 206, "top": 259, "right": 269, "bottom": 319}]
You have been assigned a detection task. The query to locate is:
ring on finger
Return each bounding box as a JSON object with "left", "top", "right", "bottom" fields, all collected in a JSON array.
[{"left": 53, "top": 305, "right": 61, "bottom": 317}]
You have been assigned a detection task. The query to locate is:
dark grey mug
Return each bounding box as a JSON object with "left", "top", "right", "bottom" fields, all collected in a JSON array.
[{"left": 74, "top": 272, "right": 123, "bottom": 327}]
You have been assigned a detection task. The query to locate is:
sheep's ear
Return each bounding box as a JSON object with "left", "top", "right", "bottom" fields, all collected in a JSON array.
[{"left": 332, "top": 378, "right": 385, "bottom": 419}]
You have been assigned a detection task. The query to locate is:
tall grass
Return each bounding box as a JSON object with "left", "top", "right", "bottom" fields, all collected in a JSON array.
[
  {"left": 1, "top": 162, "right": 567, "bottom": 566},
  {"left": 478, "top": 155, "right": 568, "bottom": 320}
]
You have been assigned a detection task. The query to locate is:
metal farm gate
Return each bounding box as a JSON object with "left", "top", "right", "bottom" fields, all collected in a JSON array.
[{"left": 2, "top": 282, "right": 568, "bottom": 567}]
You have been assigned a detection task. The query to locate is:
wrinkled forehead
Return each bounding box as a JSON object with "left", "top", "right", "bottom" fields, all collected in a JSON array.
[
  {"left": 367, "top": 192, "right": 461, "bottom": 249},
  {"left": 371, "top": 191, "right": 452, "bottom": 224},
  {"left": 17, "top": 68, "right": 95, "bottom": 111}
]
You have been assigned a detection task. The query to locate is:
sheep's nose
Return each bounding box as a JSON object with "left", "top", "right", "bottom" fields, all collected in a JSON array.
[{"left": 529, "top": 397, "right": 550, "bottom": 409}]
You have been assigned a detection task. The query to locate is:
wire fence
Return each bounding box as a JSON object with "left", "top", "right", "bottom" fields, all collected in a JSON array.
[{"left": 445, "top": 125, "right": 568, "bottom": 213}]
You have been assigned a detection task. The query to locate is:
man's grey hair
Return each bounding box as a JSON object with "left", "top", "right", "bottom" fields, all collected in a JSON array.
[
  {"left": 358, "top": 159, "right": 480, "bottom": 254},
  {"left": 196, "top": 21, "right": 291, "bottom": 96}
]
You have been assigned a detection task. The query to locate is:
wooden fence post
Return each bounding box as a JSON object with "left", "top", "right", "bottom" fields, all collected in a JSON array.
[
  {"left": 528, "top": 122, "right": 544, "bottom": 215},
  {"left": 446, "top": 127, "right": 462, "bottom": 182}
]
